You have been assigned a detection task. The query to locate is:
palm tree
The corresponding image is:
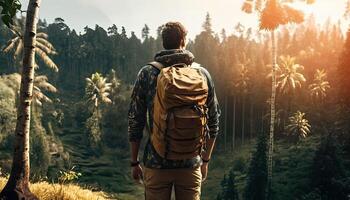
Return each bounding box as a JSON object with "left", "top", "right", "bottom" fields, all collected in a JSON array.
[
  {"left": 276, "top": 55, "right": 306, "bottom": 95},
  {"left": 242, "top": 0, "right": 315, "bottom": 197},
  {"left": 85, "top": 72, "right": 112, "bottom": 109},
  {"left": 7, "top": 73, "right": 57, "bottom": 107},
  {"left": 285, "top": 111, "right": 311, "bottom": 139},
  {"left": 308, "top": 69, "right": 330, "bottom": 101},
  {"left": 32, "top": 75, "right": 57, "bottom": 106},
  {"left": 272, "top": 55, "right": 306, "bottom": 129},
  {"left": 85, "top": 72, "right": 112, "bottom": 145},
  {"left": 0, "top": 0, "right": 41, "bottom": 199},
  {"left": 2, "top": 18, "right": 58, "bottom": 72}
]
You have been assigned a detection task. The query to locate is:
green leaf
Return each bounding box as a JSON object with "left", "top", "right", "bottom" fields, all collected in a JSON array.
[{"left": 0, "top": 0, "right": 21, "bottom": 27}]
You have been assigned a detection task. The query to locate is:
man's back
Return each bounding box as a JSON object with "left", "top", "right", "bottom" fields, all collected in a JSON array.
[{"left": 128, "top": 49, "right": 220, "bottom": 169}]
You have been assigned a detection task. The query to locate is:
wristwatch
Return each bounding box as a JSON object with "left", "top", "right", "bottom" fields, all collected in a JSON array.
[{"left": 130, "top": 161, "right": 140, "bottom": 167}]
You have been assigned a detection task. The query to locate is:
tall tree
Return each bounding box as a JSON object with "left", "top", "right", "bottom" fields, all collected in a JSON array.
[
  {"left": 0, "top": 0, "right": 41, "bottom": 199},
  {"left": 202, "top": 12, "right": 213, "bottom": 34},
  {"left": 142, "top": 24, "right": 150, "bottom": 40},
  {"left": 310, "top": 135, "right": 348, "bottom": 199},
  {"left": 242, "top": 1, "right": 314, "bottom": 197},
  {"left": 273, "top": 55, "right": 306, "bottom": 127},
  {"left": 244, "top": 133, "right": 268, "bottom": 200},
  {"left": 336, "top": 27, "right": 350, "bottom": 136},
  {"left": 85, "top": 72, "right": 112, "bottom": 145},
  {"left": 235, "top": 54, "right": 250, "bottom": 145},
  {"left": 217, "top": 169, "right": 240, "bottom": 200}
]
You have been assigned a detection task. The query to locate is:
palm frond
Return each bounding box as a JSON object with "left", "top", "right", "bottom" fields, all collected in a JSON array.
[
  {"left": 2, "top": 37, "right": 20, "bottom": 53},
  {"left": 36, "top": 37, "right": 56, "bottom": 53},
  {"left": 35, "top": 47, "right": 59, "bottom": 72},
  {"left": 36, "top": 32, "right": 49, "bottom": 39},
  {"left": 13, "top": 40, "right": 23, "bottom": 59}
]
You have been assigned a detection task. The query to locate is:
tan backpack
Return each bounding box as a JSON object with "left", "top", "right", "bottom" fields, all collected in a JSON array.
[{"left": 149, "top": 61, "right": 209, "bottom": 160}]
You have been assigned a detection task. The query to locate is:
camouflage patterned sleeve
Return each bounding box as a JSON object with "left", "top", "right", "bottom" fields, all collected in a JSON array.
[
  {"left": 128, "top": 67, "right": 148, "bottom": 142},
  {"left": 201, "top": 68, "right": 221, "bottom": 138}
]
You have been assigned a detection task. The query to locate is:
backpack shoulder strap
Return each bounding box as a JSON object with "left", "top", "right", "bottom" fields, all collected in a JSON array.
[{"left": 148, "top": 61, "right": 164, "bottom": 71}]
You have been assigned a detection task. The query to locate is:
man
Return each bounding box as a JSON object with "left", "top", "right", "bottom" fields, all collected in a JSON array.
[{"left": 128, "top": 21, "right": 220, "bottom": 200}]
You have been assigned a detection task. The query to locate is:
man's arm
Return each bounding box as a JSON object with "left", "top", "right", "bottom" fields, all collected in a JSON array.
[
  {"left": 128, "top": 67, "right": 148, "bottom": 182},
  {"left": 200, "top": 67, "right": 221, "bottom": 181},
  {"left": 202, "top": 138, "right": 216, "bottom": 162},
  {"left": 130, "top": 141, "right": 141, "bottom": 163}
]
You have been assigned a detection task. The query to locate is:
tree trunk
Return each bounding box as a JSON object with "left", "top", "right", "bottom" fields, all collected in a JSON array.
[
  {"left": 267, "top": 30, "right": 277, "bottom": 200},
  {"left": 224, "top": 95, "right": 228, "bottom": 151},
  {"left": 232, "top": 95, "right": 236, "bottom": 151},
  {"left": 0, "top": 0, "right": 41, "bottom": 199},
  {"left": 250, "top": 99, "right": 254, "bottom": 142},
  {"left": 242, "top": 96, "right": 245, "bottom": 146}
]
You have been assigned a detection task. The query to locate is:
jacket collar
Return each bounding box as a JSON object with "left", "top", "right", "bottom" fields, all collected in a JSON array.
[{"left": 154, "top": 49, "right": 195, "bottom": 67}]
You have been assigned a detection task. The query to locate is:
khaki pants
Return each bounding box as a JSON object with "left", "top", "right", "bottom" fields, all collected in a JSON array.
[{"left": 144, "top": 167, "right": 202, "bottom": 200}]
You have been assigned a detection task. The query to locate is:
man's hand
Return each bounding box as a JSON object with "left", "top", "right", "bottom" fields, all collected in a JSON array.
[
  {"left": 201, "top": 162, "right": 208, "bottom": 182},
  {"left": 131, "top": 164, "right": 143, "bottom": 184}
]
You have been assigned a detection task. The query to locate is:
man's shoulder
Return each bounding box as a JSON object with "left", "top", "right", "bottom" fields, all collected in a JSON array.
[
  {"left": 139, "top": 64, "right": 158, "bottom": 73},
  {"left": 137, "top": 64, "right": 159, "bottom": 78},
  {"left": 191, "top": 62, "right": 212, "bottom": 80}
]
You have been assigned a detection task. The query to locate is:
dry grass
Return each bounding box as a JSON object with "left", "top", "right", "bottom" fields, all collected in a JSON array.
[{"left": 0, "top": 177, "right": 111, "bottom": 200}]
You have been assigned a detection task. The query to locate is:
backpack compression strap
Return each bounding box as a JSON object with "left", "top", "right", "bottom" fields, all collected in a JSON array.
[{"left": 148, "top": 61, "right": 164, "bottom": 71}]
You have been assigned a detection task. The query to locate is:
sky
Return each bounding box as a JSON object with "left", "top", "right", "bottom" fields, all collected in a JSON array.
[{"left": 21, "top": 0, "right": 347, "bottom": 39}]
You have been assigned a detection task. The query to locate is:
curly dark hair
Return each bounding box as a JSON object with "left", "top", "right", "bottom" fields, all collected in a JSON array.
[{"left": 161, "top": 22, "right": 187, "bottom": 49}]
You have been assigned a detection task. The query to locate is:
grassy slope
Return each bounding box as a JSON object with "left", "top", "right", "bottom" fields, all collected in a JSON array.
[
  {"left": 0, "top": 177, "right": 109, "bottom": 200},
  {"left": 54, "top": 92, "right": 144, "bottom": 200},
  {"left": 56, "top": 123, "right": 144, "bottom": 200}
]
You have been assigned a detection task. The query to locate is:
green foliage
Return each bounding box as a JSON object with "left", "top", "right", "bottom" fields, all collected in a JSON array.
[
  {"left": 85, "top": 72, "right": 112, "bottom": 109},
  {"left": 58, "top": 166, "right": 82, "bottom": 184},
  {"left": 2, "top": 18, "right": 59, "bottom": 72},
  {"left": 217, "top": 169, "right": 240, "bottom": 200},
  {"left": 33, "top": 75, "right": 57, "bottom": 106},
  {"left": 85, "top": 109, "right": 102, "bottom": 147},
  {"left": 285, "top": 111, "right": 311, "bottom": 139},
  {"left": 141, "top": 24, "right": 150, "bottom": 39},
  {"left": 0, "top": 0, "right": 21, "bottom": 27},
  {"left": 309, "top": 135, "right": 349, "bottom": 199},
  {"left": 106, "top": 69, "right": 121, "bottom": 105},
  {"left": 308, "top": 69, "right": 330, "bottom": 100},
  {"left": 234, "top": 53, "right": 251, "bottom": 94},
  {"left": 202, "top": 12, "right": 213, "bottom": 33},
  {"left": 244, "top": 134, "right": 268, "bottom": 200},
  {"left": 232, "top": 157, "right": 247, "bottom": 173},
  {"left": 30, "top": 124, "right": 50, "bottom": 180},
  {"left": 102, "top": 85, "right": 131, "bottom": 149},
  {"left": 85, "top": 72, "right": 113, "bottom": 148},
  {"left": 0, "top": 80, "right": 16, "bottom": 142},
  {"left": 336, "top": 28, "right": 350, "bottom": 137}
]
